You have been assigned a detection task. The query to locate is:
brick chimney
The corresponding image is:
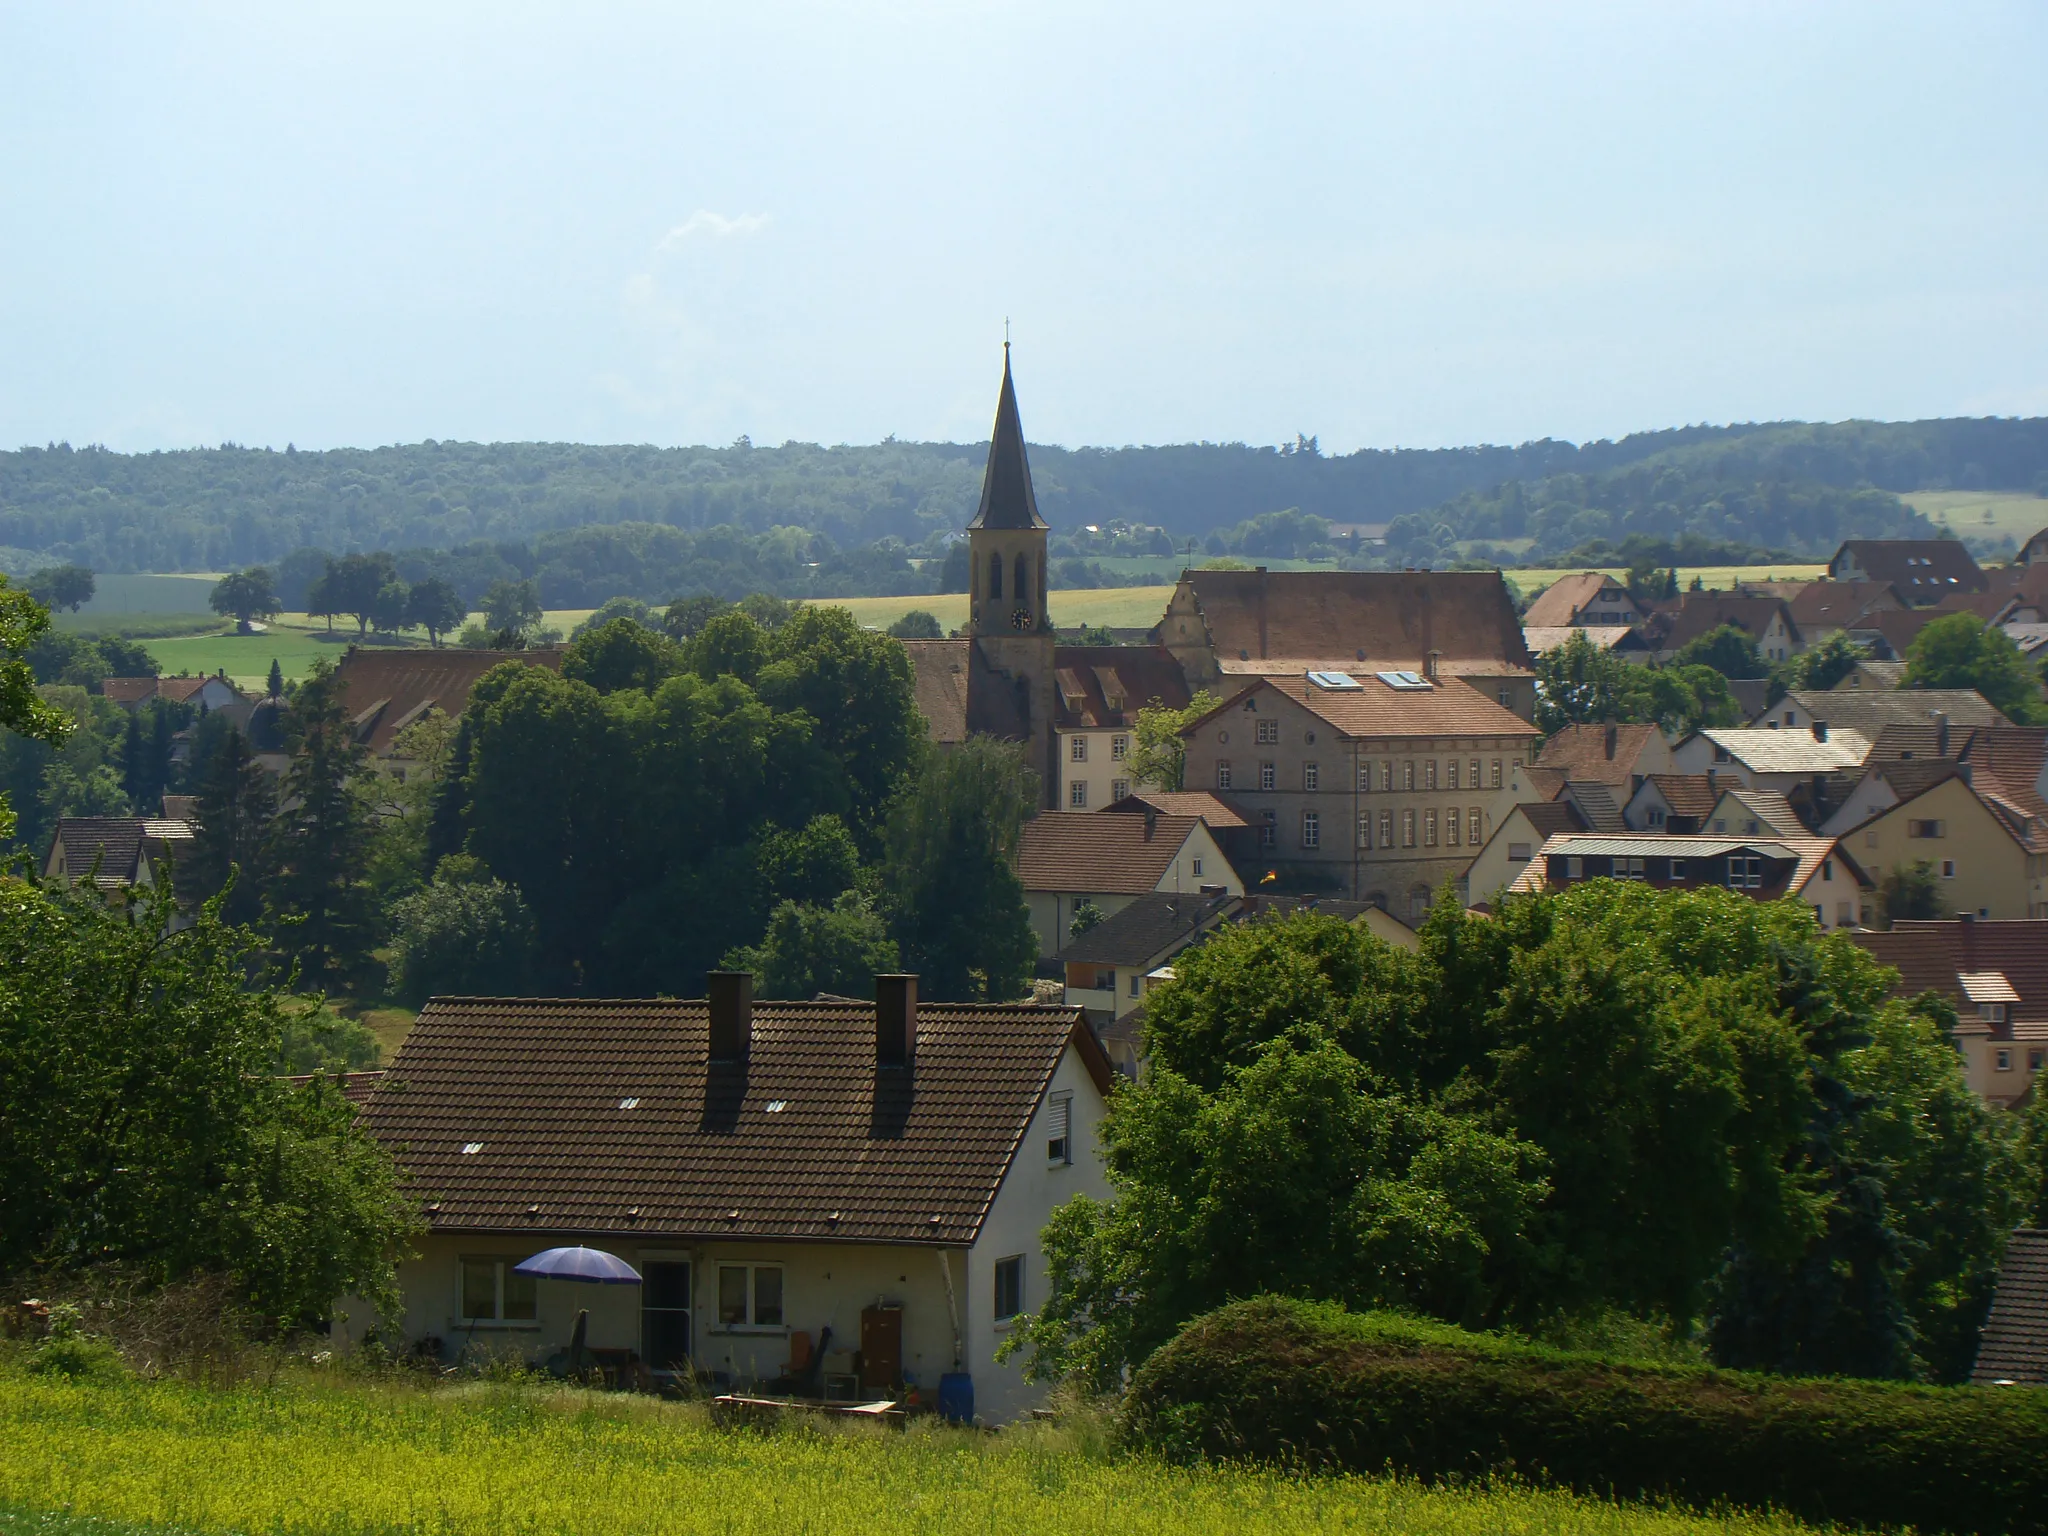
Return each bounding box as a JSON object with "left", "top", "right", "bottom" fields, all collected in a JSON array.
[
  {"left": 708, "top": 971, "right": 752, "bottom": 1065},
  {"left": 875, "top": 974, "right": 918, "bottom": 1070},
  {"left": 1604, "top": 723, "right": 1618, "bottom": 759}
]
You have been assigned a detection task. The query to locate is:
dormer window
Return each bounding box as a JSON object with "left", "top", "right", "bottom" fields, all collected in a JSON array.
[{"left": 1982, "top": 1003, "right": 2008, "bottom": 1024}]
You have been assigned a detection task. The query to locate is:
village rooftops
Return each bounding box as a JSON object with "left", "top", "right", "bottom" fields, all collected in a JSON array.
[
  {"left": 1828, "top": 539, "right": 1987, "bottom": 601},
  {"left": 1520, "top": 572, "right": 1641, "bottom": 629},
  {"left": 1509, "top": 831, "right": 1867, "bottom": 906},
  {"left": 1016, "top": 810, "right": 1217, "bottom": 895},
  {"left": 359, "top": 988, "right": 1107, "bottom": 1246},
  {"left": 898, "top": 638, "right": 1031, "bottom": 744},
  {"left": 1686, "top": 727, "right": 1874, "bottom": 774},
  {"left": 1853, "top": 920, "right": 2048, "bottom": 1044},
  {"left": 331, "top": 647, "right": 563, "bottom": 758},
  {"left": 1104, "top": 790, "right": 1249, "bottom": 828},
  {"left": 1057, "top": 889, "right": 1238, "bottom": 968}
]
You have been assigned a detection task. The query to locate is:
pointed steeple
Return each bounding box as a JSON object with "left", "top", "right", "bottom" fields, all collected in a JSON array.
[{"left": 966, "top": 345, "right": 1048, "bottom": 531}]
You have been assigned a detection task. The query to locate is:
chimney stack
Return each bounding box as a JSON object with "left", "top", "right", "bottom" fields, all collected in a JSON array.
[
  {"left": 1811, "top": 720, "right": 1828, "bottom": 742},
  {"left": 1604, "top": 723, "right": 1618, "bottom": 759},
  {"left": 1936, "top": 713, "right": 1950, "bottom": 757},
  {"left": 1424, "top": 648, "right": 1442, "bottom": 682},
  {"left": 708, "top": 971, "right": 753, "bottom": 1065},
  {"left": 875, "top": 974, "right": 918, "bottom": 1070}
]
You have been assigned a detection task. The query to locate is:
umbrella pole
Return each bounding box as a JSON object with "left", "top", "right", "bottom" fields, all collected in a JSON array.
[{"left": 569, "top": 1308, "right": 589, "bottom": 1378}]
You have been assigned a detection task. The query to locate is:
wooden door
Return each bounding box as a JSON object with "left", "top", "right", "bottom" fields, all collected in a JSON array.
[{"left": 859, "top": 1305, "right": 902, "bottom": 1393}]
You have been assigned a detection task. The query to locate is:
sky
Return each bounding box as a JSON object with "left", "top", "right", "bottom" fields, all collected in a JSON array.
[{"left": 1, "top": 1, "right": 2044, "bottom": 456}]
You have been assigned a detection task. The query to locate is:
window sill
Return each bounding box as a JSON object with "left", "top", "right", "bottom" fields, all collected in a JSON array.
[{"left": 451, "top": 1320, "right": 540, "bottom": 1331}]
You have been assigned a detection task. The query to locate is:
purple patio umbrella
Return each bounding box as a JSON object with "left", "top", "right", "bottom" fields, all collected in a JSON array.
[{"left": 514, "top": 1247, "right": 643, "bottom": 1284}]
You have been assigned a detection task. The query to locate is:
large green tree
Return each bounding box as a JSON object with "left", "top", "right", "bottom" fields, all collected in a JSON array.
[
  {"left": 1011, "top": 887, "right": 2030, "bottom": 1387},
  {"left": 209, "top": 567, "right": 282, "bottom": 628},
  {"left": 1127, "top": 690, "right": 1219, "bottom": 791},
  {"left": 725, "top": 892, "right": 900, "bottom": 1000},
  {"left": 1904, "top": 613, "right": 2048, "bottom": 724},
  {"left": 0, "top": 877, "right": 417, "bottom": 1325},
  {"left": 880, "top": 737, "right": 1038, "bottom": 1002},
  {"left": 264, "top": 661, "right": 377, "bottom": 989}
]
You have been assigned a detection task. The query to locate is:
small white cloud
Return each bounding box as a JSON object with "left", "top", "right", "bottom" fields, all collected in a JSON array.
[{"left": 656, "top": 211, "right": 770, "bottom": 254}]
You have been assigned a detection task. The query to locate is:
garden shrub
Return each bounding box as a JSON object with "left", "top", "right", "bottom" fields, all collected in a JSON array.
[{"left": 1122, "top": 1298, "right": 2048, "bottom": 1536}]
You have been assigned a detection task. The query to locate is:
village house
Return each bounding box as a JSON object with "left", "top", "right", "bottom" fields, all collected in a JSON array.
[
  {"left": 1777, "top": 580, "right": 1906, "bottom": 648},
  {"left": 101, "top": 672, "right": 246, "bottom": 713},
  {"left": 1520, "top": 572, "right": 1644, "bottom": 629},
  {"left": 1534, "top": 722, "right": 1676, "bottom": 796},
  {"left": 1646, "top": 592, "right": 1802, "bottom": 663},
  {"left": 1820, "top": 750, "right": 2048, "bottom": 921},
  {"left": 353, "top": 976, "right": 1110, "bottom": 1424},
  {"left": 1102, "top": 789, "right": 1257, "bottom": 873},
  {"left": 1852, "top": 918, "right": 2048, "bottom": 1107},
  {"left": 1049, "top": 647, "right": 1191, "bottom": 809},
  {"left": 1827, "top": 539, "right": 1987, "bottom": 604},
  {"left": 1521, "top": 624, "right": 1651, "bottom": 661},
  {"left": 1751, "top": 688, "right": 2007, "bottom": 735},
  {"left": 1833, "top": 660, "right": 1909, "bottom": 693},
  {"left": 1177, "top": 670, "right": 1540, "bottom": 922},
  {"left": 1056, "top": 890, "right": 1240, "bottom": 1071},
  {"left": 1702, "top": 785, "right": 1805, "bottom": 838},
  {"left": 1154, "top": 567, "right": 1538, "bottom": 721},
  {"left": 43, "top": 814, "right": 194, "bottom": 893},
  {"left": 1508, "top": 831, "right": 1870, "bottom": 931},
  {"left": 1670, "top": 725, "right": 1874, "bottom": 791},
  {"left": 1622, "top": 772, "right": 1720, "bottom": 833},
  {"left": 330, "top": 646, "right": 563, "bottom": 777},
  {"left": 1013, "top": 809, "right": 1240, "bottom": 957},
  {"left": 1463, "top": 799, "right": 1589, "bottom": 906}
]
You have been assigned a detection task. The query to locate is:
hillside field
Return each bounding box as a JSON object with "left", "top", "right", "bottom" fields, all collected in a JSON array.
[
  {"left": 0, "top": 1368, "right": 1822, "bottom": 1536},
  {"left": 1899, "top": 490, "right": 2048, "bottom": 545}
]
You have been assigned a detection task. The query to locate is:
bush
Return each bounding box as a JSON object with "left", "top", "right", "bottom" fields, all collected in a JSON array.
[
  {"left": 386, "top": 871, "right": 537, "bottom": 1005},
  {"left": 1122, "top": 1298, "right": 2048, "bottom": 1536}
]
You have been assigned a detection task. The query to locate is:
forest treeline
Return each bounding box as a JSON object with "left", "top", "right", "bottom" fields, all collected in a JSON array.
[{"left": 3, "top": 416, "right": 2046, "bottom": 583}]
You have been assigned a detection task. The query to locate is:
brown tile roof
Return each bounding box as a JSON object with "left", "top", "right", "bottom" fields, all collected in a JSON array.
[
  {"left": 899, "top": 639, "right": 1030, "bottom": 744},
  {"left": 1171, "top": 569, "right": 1533, "bottom": 673},
  {"left": 1051, "top": 645, "right": 1191, "bottom": 729},
  {"left": 1834, "top": 661, "right": 1908, "bottom": 691},
  {"left": 1512, "top": 831, "right": 1861, "bottom": 899},
  {"left": 1016, "top": 810, "right": 1207, "bottom": 894},
  {"left": 1784, "top": 580, "right": 1903, "bottom": 629},
  {"left": 1058, "top": 891, "right": 1238, "bottom": 967},
  {"left": 1832, "top": 539, "right": 1987, "bottom": 599},
  {"left": 1106, "top": 791, "right": 1249, "bottom": 829},
  {"left": 360, "top": 995, "right": 1105, "bottom": 1245},
  {"left": 1522, "top": 573, "right": 1629, "bottom": 628},
  {"left": 1973, "top": 1231, "right": 2048, "bottom": 1384},
  {"left": 331, "top": 647, "right": 562, "bottom": 757},
  {"left": 1641, "top": 773, "right": 1720, "bottom": 820},
  {"left": 1519, "top": 764, "right": 1570, "bottom": 802},
  {"left": 1522, "top": 625, "right": 1649, "bottom": 657},
  {"left": 1852, "top": 920, "right": 2048, "bottom": 1046},
  {"left": 1653, "top": 593, "right": 1798, "bottom": 652},
  {"left": 1774, "top": 689, "right": 2010, "bottom": 734},
  {"left": 45, "top": 816, "right": 193, "bottom": 887},
  {"left": 1537, "top": 723, "right": 1668, "bottom": 787},
  {"left": 1853, "top": 607, "right": 1937, "bottom": 659},
  {"left": 1561, "top": 781, "right": 1628, "bottom": 833},
  {"left": 100, "top": 677, "right": 161, "bottom": 706},
  {"left": 1192, "top": 672, "right": 1540, "bottom": 744},
  {"left": 1519, "top": 800, "right": 1590, "bottom": 837}
]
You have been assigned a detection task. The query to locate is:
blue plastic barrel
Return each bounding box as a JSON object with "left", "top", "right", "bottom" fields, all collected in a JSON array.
[{"left": 937, "top": 1371, "right": 974, "bottom": 1424}]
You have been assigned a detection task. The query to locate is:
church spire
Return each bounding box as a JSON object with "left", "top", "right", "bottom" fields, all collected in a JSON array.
[{"left": 966, "top": 345, "right": 1048, "bottom": 531}]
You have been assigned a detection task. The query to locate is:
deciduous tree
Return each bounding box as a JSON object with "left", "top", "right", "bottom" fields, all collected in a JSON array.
[{"left": 1904, "top": 613, "right": 2047, "bottom": 724}]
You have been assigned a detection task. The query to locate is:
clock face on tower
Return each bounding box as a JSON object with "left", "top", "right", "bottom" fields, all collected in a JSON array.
[{"left": 1011, "top": 607, "right": 1033, "bottom": 630}]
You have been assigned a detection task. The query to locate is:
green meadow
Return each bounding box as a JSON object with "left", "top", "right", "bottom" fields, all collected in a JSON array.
[
  {"left": 1900, "top": 489, "right": 2048, "bottom": 545},
  {"left": 0, "top": 1370, "right": 1822, "bottom": 1536}
]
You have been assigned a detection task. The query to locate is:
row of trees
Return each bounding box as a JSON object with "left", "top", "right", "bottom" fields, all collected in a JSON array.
[{"left": 1011, "top": 892, "right": 2048, "bottom": 1389}]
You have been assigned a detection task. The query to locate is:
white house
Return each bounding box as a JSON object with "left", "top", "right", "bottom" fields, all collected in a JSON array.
[
  {"left": 352, "top": 976, "right": 1112, "bottom": 1425},
  {"left": 1670, "top": 726, "right": 1873, "bottom": 791},
  {"left": 1014, "top": 808, "right": 1240, "bottom": 957}
]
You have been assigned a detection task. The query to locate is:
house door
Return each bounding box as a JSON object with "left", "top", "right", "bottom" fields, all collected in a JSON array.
[
  {"left": 859, "top": 1304, "right": 902, "bottom": 1393},
  {"left": 641, "top": 1261, "right": 692, "bottom": 1372}
]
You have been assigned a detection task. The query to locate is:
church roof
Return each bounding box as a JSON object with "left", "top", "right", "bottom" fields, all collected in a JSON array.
[
  {"left": 898, "top": 638, "right": 1032, "bottom": 744},
  {"left": 1170, "top": 568, "right": 1533, "bottom": 673},
  {"left": 965, "top": 348, "right": 1048, "bottom": 532}
]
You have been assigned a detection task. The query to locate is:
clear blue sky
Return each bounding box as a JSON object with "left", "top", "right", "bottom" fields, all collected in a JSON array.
[{"left": 2, "top": 2, "right": 2043, "bottom": 455}]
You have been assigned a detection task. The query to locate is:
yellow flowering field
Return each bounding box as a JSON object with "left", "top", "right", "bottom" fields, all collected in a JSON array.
[{"left": 0, "top": 1371, "right": 1825, "bottom": 1536}]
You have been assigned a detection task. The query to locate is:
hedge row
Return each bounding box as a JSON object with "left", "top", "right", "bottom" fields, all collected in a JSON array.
[{"left": 1121, "top": 1298, "right": 2048, "bottom": 1536}]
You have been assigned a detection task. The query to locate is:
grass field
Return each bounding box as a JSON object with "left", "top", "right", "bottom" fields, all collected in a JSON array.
[
  {"left": 1900, "top": 489, "right": 2048, "bottom": 545},
  {"left": 1512, "top": 564, "right": 1827, "bottom": 592},
  {"left": 0, "top": 1369, "right": 1818, "bottom": 1536}
]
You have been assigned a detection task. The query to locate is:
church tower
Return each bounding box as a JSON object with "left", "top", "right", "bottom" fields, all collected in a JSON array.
[{"left": 966, "top": 346, "right": 1058, "bottom": 803}]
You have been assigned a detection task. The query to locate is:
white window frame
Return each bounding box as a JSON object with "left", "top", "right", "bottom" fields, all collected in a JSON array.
[
  {"left": 1069, "top": 779, "right": 1088, "bottom": 808},
  {"left": 1303, "top": 761, "right": 1319, "bottom": 792},
  {"left": 1046, "top": 1092, "right": 1074, "bottom": 1166},
  {"left": 714, "top": 1262, "right": 786, "bottom": 1331},
  {"left": 1259, "top": 761, "right": 1276, "bottom": 791},
  {"left": 1111, "top": 777, "right": 1130, "bottom": 803},
  {"left": 993, "top": 1255, "right": 1025, "bottom": 1323},
  {"left": 1070, "top": 736, "right": 1088, "bottom": 762},
  {"left": 1110, "top": 735, "right": 1128, "bottom": 761},
  {"left": 460, "top": 1256, "right": 539, "bottom": 1326},
  {"left": 1255, "top": 718, "right": 1279, "bottom": 745},
  {"left": 1216, "top": 759, "right": 1232, "bottom": 789},
  {"left": 1301, "top": 810, "right": 1320, "bottom": 848},
  {"left": 1191, "top": 856, "right": 1203, "bottom": 877}
]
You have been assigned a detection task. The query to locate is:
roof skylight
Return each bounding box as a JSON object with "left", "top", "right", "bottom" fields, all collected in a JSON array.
[
  {"left": 1378, "top": 670, "right": 1432, "bottom": 690},
  {"left": 1306, "top": 670, "right": 1363, "bottom": 691}
]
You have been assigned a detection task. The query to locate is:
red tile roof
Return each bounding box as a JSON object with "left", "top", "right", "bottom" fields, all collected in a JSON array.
[
  {"left": 1521, "top": 573, "right": 1632, "bottom": 629},
  {"left": 1190, "top": 672, "right": 1540, "bottom": 743},
  {"left": 1170, "top": 568, "right": 1533, "bottom": 673},
  {"left": 360, "top": 995, "right": 1106, "bottom": 1245},
  {"left": 1106, "top": 791, "right": 1249, "bottom": 829},
  {"left": 1536, "top": 723, "right": 1667, "bottom": 787},
  {"left": 331, "top": 647, "right": 562, "bottom": 757},
  {"left": 1784, "top": 580, "right": 1903, "bottom": 629},
  {"left": 1831, "top": 539, "right": 1987, "bottom": 600},
  {"left": 1051, "top": 645, "right": 1191, "bottom": 729},
  {"left": 1016, "top": 811, "right": 1208, "bottom": 894},
  {"left": 899, "top": 639, "right": 1031, "bottom": 744},
  {"left": 1852, "top": 920, "right": 2048, "bottom": 1044}
]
